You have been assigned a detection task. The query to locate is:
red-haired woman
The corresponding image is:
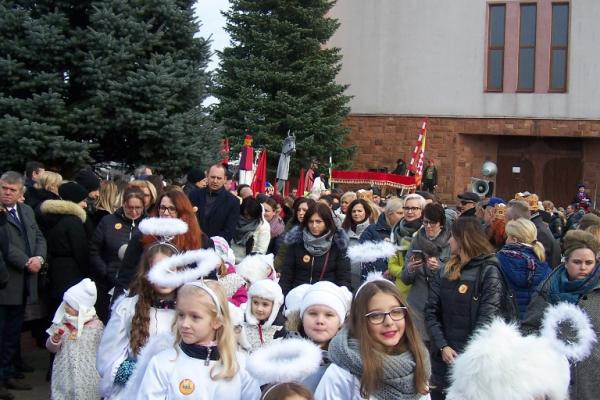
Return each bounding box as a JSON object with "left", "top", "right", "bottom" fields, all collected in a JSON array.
[{"left": 114, "top": 190, "right": 213, "bottom": 298}]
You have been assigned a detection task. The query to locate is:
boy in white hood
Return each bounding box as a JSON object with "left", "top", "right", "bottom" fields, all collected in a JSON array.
[{"left": 46, "top": 278, "right": 104, "bottom": 400}]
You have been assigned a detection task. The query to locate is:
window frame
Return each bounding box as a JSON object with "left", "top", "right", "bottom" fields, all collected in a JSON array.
[
  {"left": 549, "top": 2, "right": 569, "bottom": 92},
  {"left": 517, "top": 3, "right": 537, "bottom": 92},
  {"left": 486, "top": 3, "right": 507, "bottom": 92}
]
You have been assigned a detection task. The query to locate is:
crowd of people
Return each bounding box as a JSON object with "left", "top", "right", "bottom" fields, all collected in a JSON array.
[{"left": 0, "top": 160, "right": 599, "bottom": 400}]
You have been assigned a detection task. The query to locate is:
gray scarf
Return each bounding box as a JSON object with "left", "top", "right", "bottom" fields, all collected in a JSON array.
[
  {"left": 329, "top": 328, "right": 427, "bottom": 400},
  {"left": 233, "top": 216, "right": 260, "bottom": 246},
  {"left": 302, "top": 228, "right": 333, "bottom": 256},
  {"left": 347, "top": 219, "right": 371, "bottom": 241}
]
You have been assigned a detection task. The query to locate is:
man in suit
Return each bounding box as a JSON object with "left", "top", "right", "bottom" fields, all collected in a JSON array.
[
  {"left": 0, "top": 171, "right": 46, "bottom": 397},
  {"left": 189, "top": 164, "right": 240, "bottom": 242}
]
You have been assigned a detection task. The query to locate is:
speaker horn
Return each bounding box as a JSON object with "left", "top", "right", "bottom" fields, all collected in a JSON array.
[{"left": 471, "top": 178, "right": 492, "bottom": 197}]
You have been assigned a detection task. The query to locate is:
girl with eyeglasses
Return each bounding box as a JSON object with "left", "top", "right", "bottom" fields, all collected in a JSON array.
[{"left": 315, "top": 278, "right": 430, "bottom": 400}]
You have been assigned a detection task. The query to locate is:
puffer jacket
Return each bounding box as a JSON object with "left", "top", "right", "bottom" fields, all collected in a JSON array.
[
  {"left": 279, "top": 227, "right": 351, "bottom": 295},
  {"left": 89, "top": 208, "right": 144, "bottom": 286},
  {"left": 522, "top": 265, "right": 600, "bottom": 400},
  {"left": 497, "top": 243, "right": 551, "bottom": 320},
  {"left": 425, "top": 254, "right": 505, "bottom": 390}
]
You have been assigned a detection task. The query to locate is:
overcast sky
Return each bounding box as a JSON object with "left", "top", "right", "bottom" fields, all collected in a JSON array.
[{"left": 194, "top": 0, "right": 231, "bottom": 71}]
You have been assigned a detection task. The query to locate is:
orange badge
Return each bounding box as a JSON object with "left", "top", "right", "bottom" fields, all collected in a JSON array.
[
  {"left": 302, "top": 255, "right": 311, "bottom": 263},
  {"left": 458, "top": 284, "right": 469, "bottom": 294},
  {"left": 179, "top": 379, "right": 195, "bottom": 396},
  {"left": 114, "top": 223, "right": 122, "bottom": 230}
]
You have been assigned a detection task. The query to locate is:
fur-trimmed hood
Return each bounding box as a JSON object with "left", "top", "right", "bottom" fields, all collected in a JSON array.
[
  {"left": 283, "top": 226, "right": 349, "bottom": 251},
  {"left": 40, "top": 199, "right": 87, "bottom": 222}
]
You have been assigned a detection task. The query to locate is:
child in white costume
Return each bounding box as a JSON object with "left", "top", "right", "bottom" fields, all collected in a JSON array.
[
  {"left": 137, "top": 280, "right": 261, "bottom": 399},
  {"left": 46, "top": 278, "right": 104, "bottom": 400},
  {"left": 96, "top": 243, "right": 179, "bottom": 399},
  {"left": 243, "top": 279, "right": 286, "bottom": 351}
]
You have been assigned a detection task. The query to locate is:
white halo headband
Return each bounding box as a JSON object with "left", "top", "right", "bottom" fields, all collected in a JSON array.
[
  {"left": 247, "top": 338, "right": 322, "bottom": 385},
  {"left": 139, "top": 217, "right": 188, "bottom": 237},
  {"left": 147, "top": 249, "right": 222, "bottom": 289},
  {"left": 183, "top": 280, "right": 223, "bottom": 317},
  {"left": 347, "top": 241, "right": 398, "bottom": 264},
  {"left": 541, "top": 302, "right": 597, "bottom": 362}
]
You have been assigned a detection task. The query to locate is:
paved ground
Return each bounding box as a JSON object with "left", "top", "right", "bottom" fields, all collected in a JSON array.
[{"left": 11, "top": 334, "right": 50, "bottom": 400}]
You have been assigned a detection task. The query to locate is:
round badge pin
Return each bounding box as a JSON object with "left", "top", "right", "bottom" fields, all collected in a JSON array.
[
  {"left": 458, "top": 284, "right": 468, "bottom": 294},
  {"left": 179, "top": 379, "right": 195, "bottom": 395},
  {"left": 302, "top": 255, "right": 311, "bottom": 263},
  {"left": 114, "top": 223, "right": 123, "bottom": 230}
]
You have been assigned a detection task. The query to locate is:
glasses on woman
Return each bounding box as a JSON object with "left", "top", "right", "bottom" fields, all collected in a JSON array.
[
  {"left": 403, "top": 206, "right": 420, "bottom": 212},
  {"left": 364, "top": 306, "right": 407, "bottom": 324},
  {"left": 422, "top": 219, "right": 439, "bottom": 226},
  {"left": 159, "top": 205, "right": 177, "bottom": 214}
]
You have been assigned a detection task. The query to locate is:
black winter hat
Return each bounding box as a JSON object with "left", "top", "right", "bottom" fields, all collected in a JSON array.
[
  {"left": 457, "top": 192, "right": 481, "bottom": 203},
  {"left": 74, "top": 169, "right": 100, "bottom": 193},
  {"left": 59, "top": 182, "right": 88, "bottom": 203},
  {"left": 187, "top": 167, "right": 205, "bottom": 184}
]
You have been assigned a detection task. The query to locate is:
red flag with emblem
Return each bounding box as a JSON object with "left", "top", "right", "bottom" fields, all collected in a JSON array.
[{"left": 251, "top": 149, "right": 267, "bottom": 194}]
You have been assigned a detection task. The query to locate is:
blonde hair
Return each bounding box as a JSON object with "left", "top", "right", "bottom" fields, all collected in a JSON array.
[
  {"left": 340, "top": 191, "right": 357, "bottom": 204},
  {"left": 586, "top": 225, "right": 600, "bottom": 245},
  {"left": 35, "top": 171, "right": 63, "bottom": 192},
  {"left": 505, "top": 218, "right": 545, "bottom": 262},
  {"left": 129, "top": 180, "right": 157, "bottom": 207},
  {"left": 96, "top": 180, "right": 120, "bottom": 213},
  {"left": 176, "top": 281, "right": 238, "bottom": 380}
]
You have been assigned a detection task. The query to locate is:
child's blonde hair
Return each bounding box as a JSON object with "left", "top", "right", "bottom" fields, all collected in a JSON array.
[
  {"left": 505, "top": 218, "right": 545, "bottom": 262},
  {"left": 176, "top": 281, "right": 238, "bottom": 380}
]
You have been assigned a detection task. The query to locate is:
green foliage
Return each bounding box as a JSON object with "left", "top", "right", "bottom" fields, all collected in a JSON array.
[
  {"left": 0, "top": 0, "right": 219, "bottom": 177},
  {"left": 213, "top": 0, "right": 353, "bottom": 176}
]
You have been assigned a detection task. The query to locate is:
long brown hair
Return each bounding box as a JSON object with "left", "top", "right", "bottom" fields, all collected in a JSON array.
[
  {"left": 342, "top": 199, "right": 372, "bottom": 231},
  {"left": 348, "top": 281, "right": 429, "bottom": 397},
  {"left": 129, "top": 244, "right": 178, "bottom": 355},
  {"left": 175, "top": 282, "right": 238, "bottom": 380},
  {"left": 141, "top": 190, "right": 203, "bottom": 250},
  {"left": 445, "top": 217, "right": 494, "bottom": 281}
]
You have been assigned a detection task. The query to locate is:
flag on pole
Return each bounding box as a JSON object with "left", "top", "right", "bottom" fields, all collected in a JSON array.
[
  {"left": 251, "top": 149, "right": 267, "bottom": 194},
  {"left": 297, "top": 168, "right": 305, "bottom": 196},
  {"left": 407, "top": 120, "right": 428, "bottom": 187}
]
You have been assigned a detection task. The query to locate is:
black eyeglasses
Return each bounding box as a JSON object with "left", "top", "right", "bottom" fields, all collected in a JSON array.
[
  {"left": 422, "top": 219, "right": 439, "bottom": 226},
  {"left": 364, "top": 306, "right": 407, "bottom": 324},
  {"left": 403, "top": 206, "right": 421, "bottom": 212},
  {"left": 159, "top": 205, "right": 177, "bottom": 214}
]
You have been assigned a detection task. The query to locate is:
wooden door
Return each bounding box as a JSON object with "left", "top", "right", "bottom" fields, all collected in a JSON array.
[
  {"left": 543, "top": 158, "right": 582, "bottom": 207},
  {"left": 496, "top": 155, "right": 535, "bottom": 201}
]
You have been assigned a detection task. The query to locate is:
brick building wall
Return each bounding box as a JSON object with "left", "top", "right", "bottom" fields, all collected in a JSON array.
[{"left": 343, "top": 115, "right": 600, "bottom": 206}]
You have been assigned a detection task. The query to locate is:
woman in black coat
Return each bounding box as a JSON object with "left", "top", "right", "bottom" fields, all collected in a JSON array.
[
  {"left": 279, "top": 203, "right": 351, "bottom": 295},
  {"left": 89, "top": 188, "right": 146, "bottom": 323},
  {"left": 38, "top": 182, "right": 91, "bottom": 314},
  {"left": 424, "top": 217, "right": 508, "bottom": 400}
]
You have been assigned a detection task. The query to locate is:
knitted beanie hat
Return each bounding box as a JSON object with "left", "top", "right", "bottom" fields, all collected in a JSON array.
[
  {"left": 58, "top": 182, "right": 88, "bottom": 204},
  {"left": 74, "top": 169, "right": 100, "bottom": 193},
  {"left": 64, "top": 278, "right": 97, "bottom": 311},
  {"left": 283, "top": 284, "right": 311, "bottom": 317},
  {"left": 299, "top": 281, "right": 352, "bottom": 326}
]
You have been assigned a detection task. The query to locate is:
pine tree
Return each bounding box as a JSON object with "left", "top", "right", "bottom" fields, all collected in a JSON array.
[
  {"left": 0, "top": 2, "right": 93, "bottom": 172},
  {"left": 0, "top": 0, "right": 218, "bottom": 177},
  {"left": 73, "top": 0, "right": 219, "bottom": 177},
  {"left": 213, "top": 0, "right": 353, "bottom": 174}
]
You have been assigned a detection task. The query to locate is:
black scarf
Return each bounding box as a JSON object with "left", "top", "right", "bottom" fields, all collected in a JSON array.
[{"left": 180, "top": 343, "right": 220, "bottom": 365}]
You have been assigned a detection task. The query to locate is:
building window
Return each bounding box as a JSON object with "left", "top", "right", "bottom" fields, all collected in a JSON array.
[
  {"left": 487, "top": 4, "right": 506, "bottom": 91},
  {"left": 550, "top": 3, "right": 569, "bottom": 91},
  {"left": 518, "top": 4, "right": 536, "bottom": 91}
]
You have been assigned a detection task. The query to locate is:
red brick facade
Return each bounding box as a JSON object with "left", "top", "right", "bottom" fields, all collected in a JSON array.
[{"left": 343, "top": 115, "right": 600, "bottom": 206}]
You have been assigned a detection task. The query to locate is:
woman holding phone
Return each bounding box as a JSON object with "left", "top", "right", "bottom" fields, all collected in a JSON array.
[{"left": 401, "top": 203, "right": 451, "bottom": 344}]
